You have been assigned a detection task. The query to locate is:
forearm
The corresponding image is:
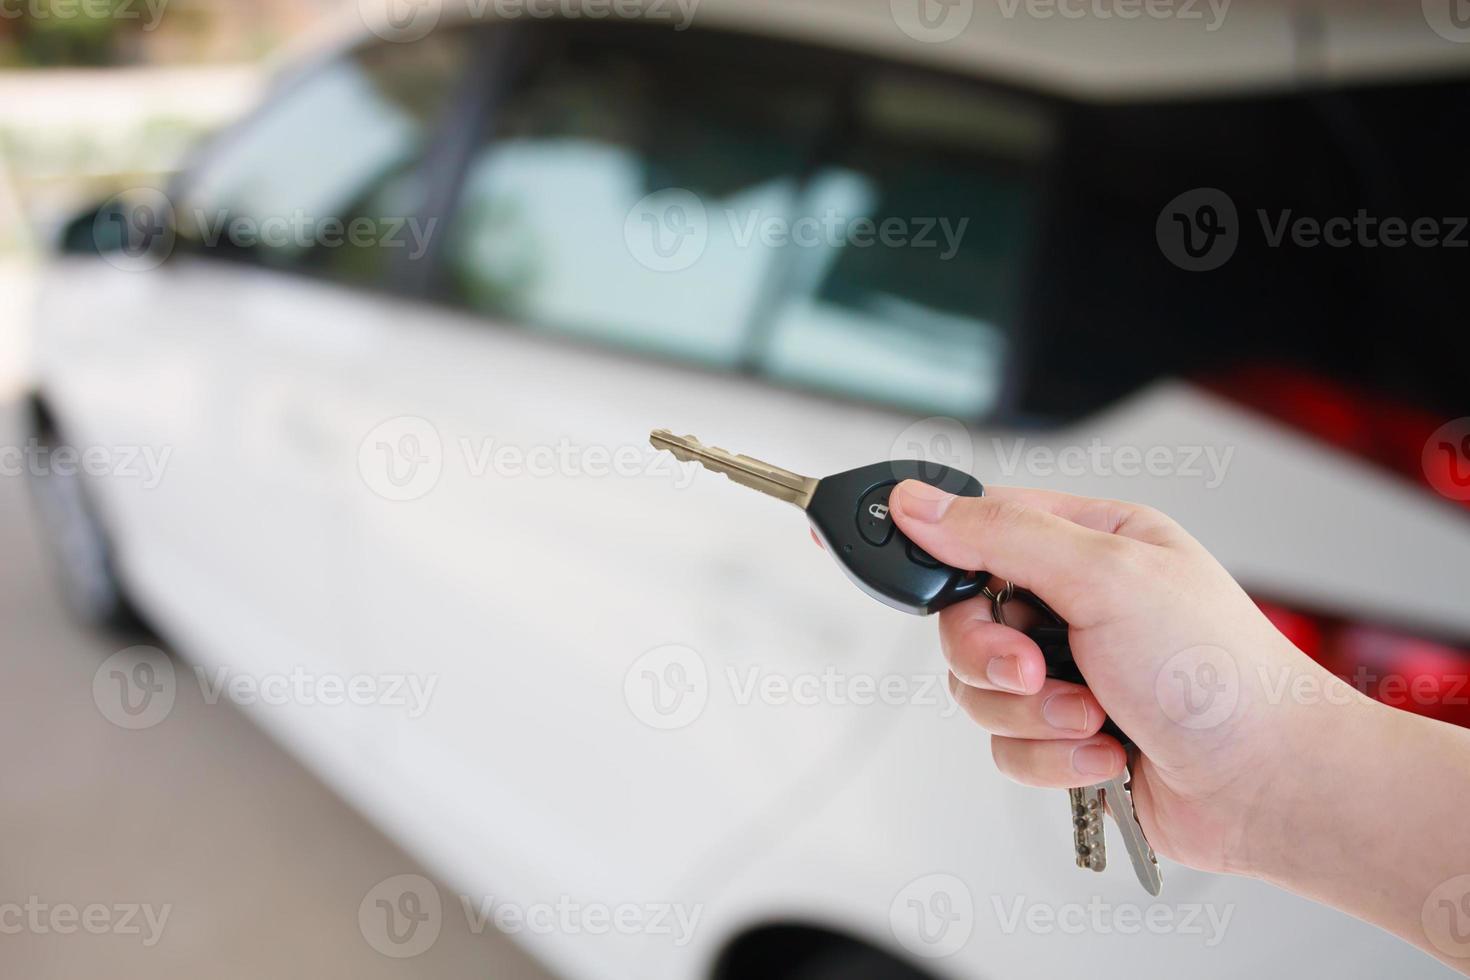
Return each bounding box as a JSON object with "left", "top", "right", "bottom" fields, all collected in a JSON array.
[{"left": 1241, "top": 682, "right": 1470, "bottom": 973}]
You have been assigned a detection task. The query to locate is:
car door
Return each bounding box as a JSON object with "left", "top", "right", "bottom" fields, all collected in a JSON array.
[
  {"left": 332, "top": 22, "right": 1054, "bottom": 938},
  {"left": 37, "top": 30, "right": 480, "bottom": 746}
]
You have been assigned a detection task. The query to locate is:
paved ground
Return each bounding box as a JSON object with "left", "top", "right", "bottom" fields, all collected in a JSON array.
[{"left": 0, "top": 397, "right": 556, "bottom": 978}]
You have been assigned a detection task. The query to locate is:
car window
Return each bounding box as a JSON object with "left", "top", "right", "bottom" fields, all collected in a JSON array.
[
  {"left": 175, "top": 31, "right": 471, "bottom": 286},
  {"left": 757, "top": 77, "right": 1051, "bottom": 418},
  {"left": 439, "top": 26, "right": 1050, "bottom": 418},
  {"left": 439, "top": 30, "right": 839, "bottom": 369}
]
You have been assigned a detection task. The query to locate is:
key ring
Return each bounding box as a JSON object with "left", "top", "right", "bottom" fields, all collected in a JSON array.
[
  {"left": 981, "top": 578, "right": 1016, "bottom": 626},
  {"left": 981, "top": 577, "right": 1062, "bottom": 628}
]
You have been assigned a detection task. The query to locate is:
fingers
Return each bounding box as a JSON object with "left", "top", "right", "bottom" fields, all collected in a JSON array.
[
  {"left": 891, "top": 481, "right": 1143, "bottom": 626},
  {"left": 948, "top": 674, "right": 1106, "bottom": 739},
  {"left": 939, "top": 606, "right": 1048, "bottom": 694},
  {"left": 990, "top": 732, "right": 1128, "bottom": 788}
]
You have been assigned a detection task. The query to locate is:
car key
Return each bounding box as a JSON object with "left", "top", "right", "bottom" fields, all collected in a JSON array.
[
  {"left": 650, "top": 429, "right": 988, "bottom": 614},
  {"left": 650, "top": 429, "right": 1163, "bottom": 894}
]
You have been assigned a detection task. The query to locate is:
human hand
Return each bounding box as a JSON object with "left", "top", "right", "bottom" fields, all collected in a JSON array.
[{"left": 888, "top": 480, "right": 1368, "bottom": 877}]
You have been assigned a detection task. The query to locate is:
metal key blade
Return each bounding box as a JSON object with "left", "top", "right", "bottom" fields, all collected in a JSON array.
[
  {"left": 1100, "top": 771, "right": 1163, "bottom": 896},
  {"left": 650, "top": 429, "right": 819, "bottom": 509},
  {"left": 1070, "top": 786, "right": 1107, "bottom": 871}
]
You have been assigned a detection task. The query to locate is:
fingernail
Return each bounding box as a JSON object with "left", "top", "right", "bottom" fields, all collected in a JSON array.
[
  {"left": 986, "top": 655, "right": 1026, "bottom": 694},
  {"left": 1043, "top": 693, "right": 1091, "bottom": 733},
  {"left": 896, "top": 481, "right": 954, "bottom": 523},
  {"left": 1072, "top": 743, "right": 1119, "bottom": 778}
]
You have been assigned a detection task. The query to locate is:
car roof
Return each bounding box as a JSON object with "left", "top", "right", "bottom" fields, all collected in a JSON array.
[{"left": 329, "top": 0, "right": 1470, "bottom": 102}]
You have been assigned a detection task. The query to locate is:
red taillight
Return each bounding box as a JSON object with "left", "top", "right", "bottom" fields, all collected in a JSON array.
[
  {"left": 1200, "top": 364, "right": 1469, "bottom": 511},
  {"left": 1256, "top": 598, "right": 1470, "bottom": 729}
]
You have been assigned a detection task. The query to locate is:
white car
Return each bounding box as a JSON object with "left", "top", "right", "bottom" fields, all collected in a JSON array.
[{"left": 27, "top": 1, "right": 1470, "bottom": 977}]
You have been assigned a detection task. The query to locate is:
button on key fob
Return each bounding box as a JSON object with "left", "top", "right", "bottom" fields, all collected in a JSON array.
[{"left": 807, "top": 459, "right": 985, "bottom": 614}]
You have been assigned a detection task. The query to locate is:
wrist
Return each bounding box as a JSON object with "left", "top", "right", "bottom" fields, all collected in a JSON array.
[{"left": 1225, "top": 649, "right": 1386, "bottom": 881}]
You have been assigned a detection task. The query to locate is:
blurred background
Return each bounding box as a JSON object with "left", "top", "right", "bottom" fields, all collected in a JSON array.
[
  {"left": 3, "top": 0, "right": 1469, "bottom": 978},
  {"left": 1, "top": 2, "right": 554, "bottom": 977}
]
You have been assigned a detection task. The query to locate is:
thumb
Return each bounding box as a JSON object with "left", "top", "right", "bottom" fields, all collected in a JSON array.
[{"left": 890, "top": 480, "right": 1127, "bottom": 627}]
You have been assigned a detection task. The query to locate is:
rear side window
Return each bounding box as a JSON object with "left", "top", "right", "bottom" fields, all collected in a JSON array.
[
  {"left": 759, "top": 77, "right": 1050, "bottom": 417},
  {"left": 175, "top": 31, "right": 470, "bottom": 286},
  {"left": 439, "top": 24, "right": 1050, "bottom": 417}
]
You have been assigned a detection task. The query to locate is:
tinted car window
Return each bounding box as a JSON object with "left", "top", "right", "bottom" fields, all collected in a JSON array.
[
  {"left": 440, "top": 30, "right": 838, "bottom": 369},
  {"left": 759, "top": 77, "right": 1050, "bottom": 417},
  {"left": 440, "top": 25, "right": 1051, "bottom": 416},
  {"left": 176, "top": 31, "right": 470, "bottom": 285}
]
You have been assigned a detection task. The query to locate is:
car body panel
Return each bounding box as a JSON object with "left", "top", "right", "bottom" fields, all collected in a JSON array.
[{"left": 335, "top": 0, "right": 1470, "bottom": 102}]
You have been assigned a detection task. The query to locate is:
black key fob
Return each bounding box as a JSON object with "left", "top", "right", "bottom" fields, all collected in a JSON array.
[{"left": 805, "top": 460, "right": 985, "bottom": 616}]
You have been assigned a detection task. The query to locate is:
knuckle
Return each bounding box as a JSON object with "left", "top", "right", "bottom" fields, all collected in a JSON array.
[
  {"left": 938, "top": 596, "right": 992, "bottom": 638},
  {"left": 1114, "top": 498, "right": 1190, "bottom": 545},
  {"left": 939, "top": 612, "right": 987, "bottom": 672},
  {"left": 1130, "top": 502, "right": 1171, "bottom": 527},
  {"left": 1090, "top": 533, "right": 1161, "bottom": 585}
]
